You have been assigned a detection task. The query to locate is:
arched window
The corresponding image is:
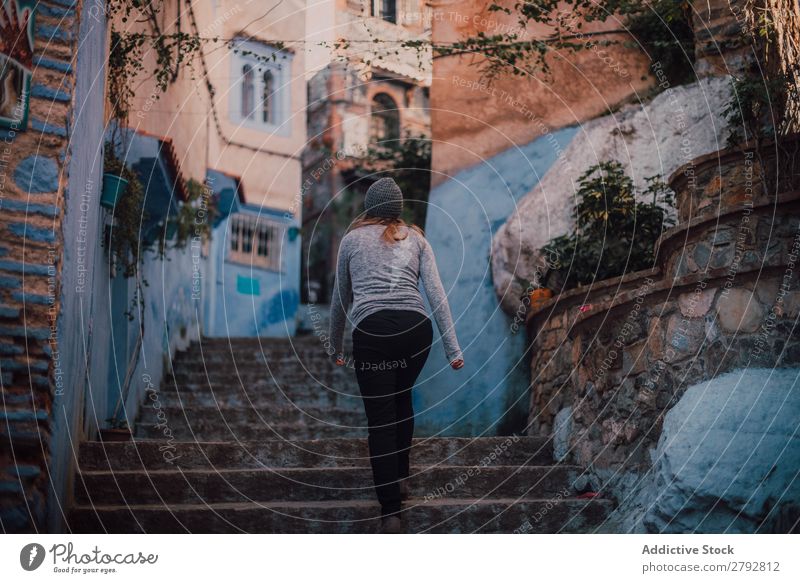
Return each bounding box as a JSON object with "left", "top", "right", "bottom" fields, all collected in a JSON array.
[
  {"left": 262, "top": 70, "right": 274, "bottom": 124},
  {"left": 231, "top": 39, "right": 292, "bottom": 133},
  {"left": 241, "top": 64, "right": 255, "bottom": 119},
  {"left": 370, "top": 93, "right": 400, "bottom": 144}
]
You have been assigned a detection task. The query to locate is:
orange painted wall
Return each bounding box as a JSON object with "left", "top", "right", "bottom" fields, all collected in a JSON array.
[{"left": 429, "top": 0, "right": 653, "bottom": 185}]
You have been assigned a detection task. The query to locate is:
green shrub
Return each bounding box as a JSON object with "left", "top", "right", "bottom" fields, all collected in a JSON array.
[{"left": 542, "top": 161, "right": 675, "bottom": 290}]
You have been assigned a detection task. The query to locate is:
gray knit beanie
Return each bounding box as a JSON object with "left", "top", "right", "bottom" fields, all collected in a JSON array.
[{"left": 364, "top": 177, "right": 403, "bottom": 219}]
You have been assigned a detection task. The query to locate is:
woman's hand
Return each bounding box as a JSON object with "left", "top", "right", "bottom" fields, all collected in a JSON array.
[{"left": 450, "top": 359, "right": 464, "bottom": 370}]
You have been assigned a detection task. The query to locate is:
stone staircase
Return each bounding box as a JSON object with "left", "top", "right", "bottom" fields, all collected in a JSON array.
[{"left": 68, "top": 337, "right": 613, "bottom": 533}]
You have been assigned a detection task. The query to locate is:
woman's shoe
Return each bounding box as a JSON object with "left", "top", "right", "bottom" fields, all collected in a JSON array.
[
  {"left": 399, "top": 480, "right": 410, "bottom": 501},
  {"left": 379, "top": 516, "right": 404, "bottom": 534}
]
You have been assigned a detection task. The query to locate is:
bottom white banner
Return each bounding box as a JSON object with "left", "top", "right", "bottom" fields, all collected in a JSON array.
[{"left": 1, "top": 534, "right": 796, "bottom": 582}]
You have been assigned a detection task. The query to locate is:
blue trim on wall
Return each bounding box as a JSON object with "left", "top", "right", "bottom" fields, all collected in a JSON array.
[
  {"left": 34, "top": 56, "right": 73, "bottom": 73},
  {"left": 8, "top": 223, "right": 57, "bottom": 243},
  {"left": 0, "top": 261, "right": 51, "bottom": 275},
  {"left": 237, "top": 202, "right": 298, "bottom": 224},
  {"left": 30, "top": 118, "right": 67, "bottom": 137},
  {"left": 38, "top": 3, "right": 76, "bottom": 17},
  {"left": 1, "top": 199, "right": 60, "bottom": 217},
  {"left": 236, "top": 275, "right": 261, "bottom": 296},
  {"left": 35, "top": 23, "right": 72, "bottom": 43},
  {"left": 31, "top": 84, "right": 71, "bottom": 103}
]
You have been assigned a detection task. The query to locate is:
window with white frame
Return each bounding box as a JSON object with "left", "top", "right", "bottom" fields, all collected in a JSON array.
[
  {"left": 228, "top": 214, "right": 285, "bottom": 271},
  {"left": 230, "top": 39, "right": 291, "bottom": 134}
]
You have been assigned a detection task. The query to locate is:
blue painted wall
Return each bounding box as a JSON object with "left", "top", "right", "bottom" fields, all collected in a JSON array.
[
  {"left": 414, "top": 127, "right": 578, "bottom": 436},
  {"left": 48, "top": 4, "right": 106, "bottom": 533},
  {"left": 93, "top": 129, "right": 216, "bottom": 432},
  {"left": 204, "top": 204, "right": 301, "bottom": 337},
  {"left": 119, "top": 237, "right": 207, "bottom": 418}
]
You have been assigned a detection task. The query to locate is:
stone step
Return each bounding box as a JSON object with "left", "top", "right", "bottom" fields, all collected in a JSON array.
[
  {"left": 158, "top": 375, "right": 358, "bottom": 394},
  {"left": 75, "top": 465, "right": 581, "bottom": 505},
  {"left": 172, "top": 353, "right": 343, "bottom": 368},
  {"left": 173, "top": 350, "right": 336, "bottom": 368},
  {"left": 136, "top": 404, "right": 365, "bottom": 428},
  {"left": 175, "top": 342, "right": 348, "bottom": 361},
  {"left": 134, "top": 421, "right": 367, "bottom": 441},
  {"left": 188, "top": 337, "right": 323, "bottom": 347},
  {"left": 78, "top": 437, "right": 553, "bottom": 471},
  {"left": 175, "top": 349, "right": 335, "bottom": 362},
  {"left": 180, "top": 335, "right": 349, "bottom": 346},
  {"left": 67, "top": 497, "right": 613, "bottom": 533},
  {"left": 143, "top": 386, "right": 363, "bottom": 409},
  {"left": 167, "top": 370, "right": 348, "bottom": 386}
]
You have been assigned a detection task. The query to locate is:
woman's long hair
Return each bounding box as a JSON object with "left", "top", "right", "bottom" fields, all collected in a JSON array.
[{"left": 348, "top": 215, "right": 425, "bottom": 243}]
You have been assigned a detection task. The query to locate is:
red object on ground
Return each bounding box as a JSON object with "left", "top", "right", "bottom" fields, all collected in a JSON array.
[{"left": 576, "top": 491, "right": 599, "bottom": 499}]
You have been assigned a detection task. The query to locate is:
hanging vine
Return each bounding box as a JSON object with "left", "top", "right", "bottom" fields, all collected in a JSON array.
[
  {"left": 106, "top": 0, "right": 203, "bottom": 127},
  {"left": 104, "top": 0, "right": 216, "bottom": 282}
]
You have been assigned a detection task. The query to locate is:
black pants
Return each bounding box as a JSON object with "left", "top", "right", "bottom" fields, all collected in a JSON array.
[{"left": 351, "top": 309, "right": 433, "bottom": 517}]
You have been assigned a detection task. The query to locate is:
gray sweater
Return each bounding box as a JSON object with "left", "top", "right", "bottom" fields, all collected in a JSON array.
[{"left": 329, "top": 224, "right": 463, "bottom": 362}]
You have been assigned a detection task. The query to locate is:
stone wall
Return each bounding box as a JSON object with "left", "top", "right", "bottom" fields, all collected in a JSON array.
[
  {"left": 525, "top": 138, "right": 800, "bottom": 481},
  {"left": 0, "top": 0, "right": 81, "bottom": 532}
]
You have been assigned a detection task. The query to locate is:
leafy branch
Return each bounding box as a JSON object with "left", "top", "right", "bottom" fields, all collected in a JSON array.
[
  {"left": 399, "top": 0, "right": 695, "bottom": 84},
  {"left": 106, "top": 0, "right": 203, "bottom": 127}
]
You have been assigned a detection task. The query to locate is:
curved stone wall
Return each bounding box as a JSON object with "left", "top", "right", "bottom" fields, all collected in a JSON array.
[{"left": 524, "top": 140, "right": 800, "bottom": 479}]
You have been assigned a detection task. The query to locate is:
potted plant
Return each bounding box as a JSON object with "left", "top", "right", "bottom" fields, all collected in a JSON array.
[
  {"left": 164, "top": 217, "right": 179, "bottom": 241},
  {"left": 512, "top": 275, "right": 554, "bottom": 313},
  {"left": 99, "top": 418, "right": 132, "bottom": 442},
  {"left": 101, "top": 149, "right": 130, "bottom": 209},
  {"left": 529, "top": 287, "right": 554, "bottom": 310}
]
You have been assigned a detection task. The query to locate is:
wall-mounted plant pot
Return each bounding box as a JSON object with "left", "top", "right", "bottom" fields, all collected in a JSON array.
[
  {"left": 100, "top": 173, "right": 129, "bottom": 209},
  {"left": 529, "top": 287, "right": 553, "bottom": 301},
  {"left": 98, "top": 427, "right": 132, "bottom": 442},
  {"left": 165, "top": 219, "right": 178, "bottom": 240}
]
